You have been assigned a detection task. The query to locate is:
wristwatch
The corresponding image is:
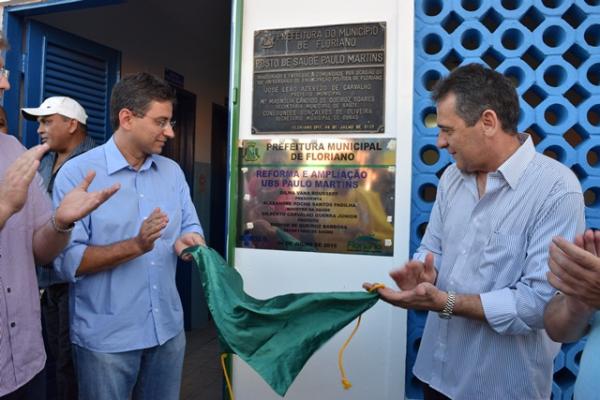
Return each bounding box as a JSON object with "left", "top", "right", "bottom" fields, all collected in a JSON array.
[{"left": 438, "top": 291, "right": 456, "bottom": 320}]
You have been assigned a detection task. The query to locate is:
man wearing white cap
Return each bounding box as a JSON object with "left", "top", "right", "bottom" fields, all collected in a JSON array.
[
  {"left": 22, "top": 96, "right": 93, "bottom": 179},
  {"left": 21, "top": 96, "right": 97, "bottom": 400}
]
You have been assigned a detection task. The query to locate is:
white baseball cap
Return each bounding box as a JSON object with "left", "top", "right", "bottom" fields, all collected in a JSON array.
[{"left": 21, "top": 96, "right": 88, "bottom": 125}]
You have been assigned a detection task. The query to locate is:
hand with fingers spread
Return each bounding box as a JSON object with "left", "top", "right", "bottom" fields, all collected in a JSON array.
[
  {"left": 365, "top": 280, "right": 448, "bottom": 311},
  {"left": 548, "top": 230, "right": 600, "bottom": 309},
  {"left": 54, "top": 170, "right": 120, "bottom": 228},
  {"left": 363, "top": 252, "right": 437, "bottom": 292},
  {"left": 0, "top": 143, "right": 49, "bottom": 223},
  {"left": 392, "top": 252, "right": 437, "bottom": 290},
  {"left": 174, "top": 232, "right": 205, "bottom": 261},
  {"left": 363, "top": 253, "right": 446, "bottom": 311},
  {"left": 135, "top": 208, "right": 169, "bottom": 253},
  {"left": 31, "top": 169, "right": 120, "bottom": 267}
]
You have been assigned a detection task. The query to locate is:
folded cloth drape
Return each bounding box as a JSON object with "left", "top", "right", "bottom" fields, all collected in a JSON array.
[{"left": 186, "top": 245, "right": 380, "bottom": 396}]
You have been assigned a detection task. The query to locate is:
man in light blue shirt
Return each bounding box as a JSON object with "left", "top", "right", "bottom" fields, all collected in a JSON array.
[
  {"left": 53, "top": 72, "right": 205, "bottom": 400},
  {"left": 544, "top": 230, "right": 600, "bottom": 400},
  {"left": 365, "top": 64, "right": 584, "bottom": 399}
]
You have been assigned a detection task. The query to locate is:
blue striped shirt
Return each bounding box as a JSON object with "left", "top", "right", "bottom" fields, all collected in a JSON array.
[
  {"left": 52, "top": 137, "right": 203, "bottom": 352},
  {"left": 413, "top": 134, "right": 585, "bottom": 399}
]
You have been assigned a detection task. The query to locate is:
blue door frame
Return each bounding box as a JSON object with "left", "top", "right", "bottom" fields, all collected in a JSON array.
[{"left": 2, "top": 0, "right": 124, "bottom": 141}]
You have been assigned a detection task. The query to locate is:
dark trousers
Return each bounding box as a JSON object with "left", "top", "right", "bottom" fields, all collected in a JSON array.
[
  {"left": 422, "top": 382, "right": 451, "bottom": 400},
  {"left": 0, "top": 370, "right": 46, "bottom": 400},
  {"left": 42, "top": 283, "right": 78, "bottom": 400}
]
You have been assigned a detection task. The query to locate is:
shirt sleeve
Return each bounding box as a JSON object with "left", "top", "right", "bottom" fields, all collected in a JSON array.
[
  {"left": 177, "top": 166, "right": 204, "bottom": 237},
  {"left": 480, "top": 191, "right": 585, "bottom": 335},
  {"left": 51, "top": 165, "right": 89, "bottom": 282}
]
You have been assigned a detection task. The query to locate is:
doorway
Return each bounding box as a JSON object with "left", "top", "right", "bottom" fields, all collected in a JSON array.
[{"left": 3, "top": 1, "right": 232, "bottom": 399}]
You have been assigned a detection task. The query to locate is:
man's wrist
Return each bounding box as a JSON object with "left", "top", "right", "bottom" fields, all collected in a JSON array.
[
  {"left": 438, "top": 291, "right": 456, "bottom": 319},
  {"left": 132, "top": 235, "right": 151, "bottom": 255},
  {"left": 51, "top": 213, "right": 75, "bottom": 233}
]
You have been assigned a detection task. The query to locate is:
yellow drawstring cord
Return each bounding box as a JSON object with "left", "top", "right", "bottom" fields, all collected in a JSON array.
[
  {"left": 337, "top": 283, "right": 386, "bottom": 390},
  {"left": 338, "top": 314, "right": 362, "bottom": 390},
  {"left": 221, "top": 353, "right": 234, "bottom": 400},
  {"left": 368, "top": 283, "right": 386, "bottom": 293}
]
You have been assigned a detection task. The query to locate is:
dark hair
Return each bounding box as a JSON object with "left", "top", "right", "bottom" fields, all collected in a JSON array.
[
  {"left": 110, "top": 72, "right": 176, "bottom": 130},
  {"left": 431, "top": 63, "right": 519, "bottom": 133}
]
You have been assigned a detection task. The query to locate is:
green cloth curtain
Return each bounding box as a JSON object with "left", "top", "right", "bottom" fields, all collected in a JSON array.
[{"left": 187, "top": 246, "right": 379, "bottom": 396}]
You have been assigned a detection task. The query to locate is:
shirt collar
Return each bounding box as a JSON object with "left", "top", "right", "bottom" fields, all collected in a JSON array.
[
  {"left": 458, "top": 133, "right": 534, "bottom": 190},
  {"left": 495, "top": 133, "right": 535, "bottom": 190},
  {"left": 105, "top": 136, "right": 157, "bottom": 175}
]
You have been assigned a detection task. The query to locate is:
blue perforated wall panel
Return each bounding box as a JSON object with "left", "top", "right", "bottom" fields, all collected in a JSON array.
[{"left": 410, "top": 1, "right": 600, "bottom": 398}]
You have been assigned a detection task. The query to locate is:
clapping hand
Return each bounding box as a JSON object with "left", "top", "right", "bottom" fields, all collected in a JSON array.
[
  {"left": 0, "top": 144, "right": 49, "bottom": 218},
  {"left": 548, "top": 230, "right": 600, "bottom": 309}
]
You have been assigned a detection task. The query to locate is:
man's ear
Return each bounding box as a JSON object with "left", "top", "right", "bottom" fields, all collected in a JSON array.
[
  {"left": 480, "top": 109, "right": 499, "bottom": 137},
  {"left": 119, "top": 109, "right": 134, "bottom": 130},
  {"left": 68, "top": 118, "right": 78, "bottom": 134}
]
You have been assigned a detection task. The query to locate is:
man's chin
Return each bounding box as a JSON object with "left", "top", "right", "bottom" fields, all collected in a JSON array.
[{"left": 42, "top": 141, "right": 57, "bottom": 151}]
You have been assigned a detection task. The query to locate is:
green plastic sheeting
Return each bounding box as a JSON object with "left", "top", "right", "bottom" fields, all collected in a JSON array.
[{"left": 187, "top": 246, "right": 380, "bottom": 396}]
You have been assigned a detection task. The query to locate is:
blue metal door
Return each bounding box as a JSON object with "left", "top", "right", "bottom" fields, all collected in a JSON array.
[{"left": 21, "top": 20, "right": 120, "bottom": 147}]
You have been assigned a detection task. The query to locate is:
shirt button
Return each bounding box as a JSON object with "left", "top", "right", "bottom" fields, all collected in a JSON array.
[
  {"left": 6, "top": 288, "right": 11, "bottom": 293},
  {"left": 152, "top": 285, "right": 157, "bottom": 290},
  {"left": 154, "top": 308, "right": 159, "bottom": 313},
  {"left": 10, "top": 322, "right": 15, "bottom": 328},
  {"left": 140, "top": 194, "right": 145, "bottom": 198}
]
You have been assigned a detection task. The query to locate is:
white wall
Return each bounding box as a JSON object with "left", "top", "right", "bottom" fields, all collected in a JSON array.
[{"left": 232, "top": 0, "right": 414, "bottom": 399}]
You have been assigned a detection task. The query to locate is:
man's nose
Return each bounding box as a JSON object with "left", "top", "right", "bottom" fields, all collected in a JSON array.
[
  {"left": 163, "top": 124, "right": 175, "bottom": 139},
  {"left": 0, "top": 75, "right": 10, "bottom": 91},
  {"left": 436, "top": 131, "right": 447, "bottom": 148}
]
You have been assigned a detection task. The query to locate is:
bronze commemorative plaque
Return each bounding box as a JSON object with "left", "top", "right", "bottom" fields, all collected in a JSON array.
[{"left": 252, "top": 22, "right": 386, "bottom": 134}]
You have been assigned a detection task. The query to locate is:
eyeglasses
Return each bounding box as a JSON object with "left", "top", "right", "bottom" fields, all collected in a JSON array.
[
  {"left": 132, "top": 111, "right": 176, "bottom": 130},
  {"left": 154, "top": 118, "right": 176, "bottom": 130},
  {"left": 0, "top": 68, "right": 9, "bottom": 79}
]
